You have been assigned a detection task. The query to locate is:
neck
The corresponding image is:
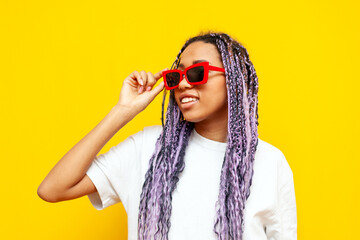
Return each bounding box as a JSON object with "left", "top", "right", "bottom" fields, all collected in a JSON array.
[{"left": 194, "top": 115, "right": 228, "bottom": 143}]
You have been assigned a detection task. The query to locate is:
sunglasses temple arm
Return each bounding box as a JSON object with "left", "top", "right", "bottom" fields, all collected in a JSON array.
[{"left": 209, "top": 66, "right": 225, "bottom": 72}]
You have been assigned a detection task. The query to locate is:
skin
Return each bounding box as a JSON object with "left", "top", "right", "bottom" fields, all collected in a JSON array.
[
  {"left": 174, "top": 41, "right": 228, "bottom": 143},
  {"left": 37, "top": 41, "right": 229, "bottom": 203},
  {"left": 37, "top": 66, "right": 168, "bottom": 202}
]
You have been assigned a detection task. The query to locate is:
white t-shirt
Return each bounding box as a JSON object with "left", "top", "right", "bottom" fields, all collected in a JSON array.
[{"left": 86, "top": 125, "right": 297, "bottom": 240}]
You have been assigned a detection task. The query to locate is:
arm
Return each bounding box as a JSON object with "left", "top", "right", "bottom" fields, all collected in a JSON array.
[{"left": 37, "top": 69, "right": 167, "bottom": 203}]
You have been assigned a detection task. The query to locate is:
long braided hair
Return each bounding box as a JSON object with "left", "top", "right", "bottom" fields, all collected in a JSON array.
[{"left": 137, "top": 31, "right": 259, "bottom": 240}]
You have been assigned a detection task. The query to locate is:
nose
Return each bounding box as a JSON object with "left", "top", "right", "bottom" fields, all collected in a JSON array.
[{"left": 178, "top": 74, "right": 193, "bottom": 90}]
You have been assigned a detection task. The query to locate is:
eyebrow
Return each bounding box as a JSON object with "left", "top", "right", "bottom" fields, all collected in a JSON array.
[{"left": 178, "top": 59, "right": 209, "bottom": 69}]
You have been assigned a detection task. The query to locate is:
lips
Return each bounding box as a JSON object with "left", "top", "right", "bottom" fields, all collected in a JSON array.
[
  {"left": 178, "top": 93, "right": 199, "bottom": 109},
  {"left": 179, "top": 93, "right": 199, "bottom": 103},
  {"left": 181, "top": 97, "right": 198, "bottom": 103}
]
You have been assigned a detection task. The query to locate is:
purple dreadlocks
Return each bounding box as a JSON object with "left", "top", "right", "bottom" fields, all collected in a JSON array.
[{"left": 137, "top": 31, "right": 259, "bottom": 240}]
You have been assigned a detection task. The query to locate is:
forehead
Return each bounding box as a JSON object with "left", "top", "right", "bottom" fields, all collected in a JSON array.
[{"left": 178, "top": 41, "right": 222, "bottom": 69}]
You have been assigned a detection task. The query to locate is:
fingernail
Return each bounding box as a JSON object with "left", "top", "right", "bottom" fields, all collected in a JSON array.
[
  {"left": 138, "top": 86, "right": 143, "bottom": 93},
  {"left": 146, "top": 86, "right": 152, "bottom": 91},
  {"left": 139, "top": 79, "right": 144, "bottom": 85}
]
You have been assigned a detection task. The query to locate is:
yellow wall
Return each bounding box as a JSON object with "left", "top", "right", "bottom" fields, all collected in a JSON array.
[{"left": 1, "top": 0, "right": 359, "bottom": 239}]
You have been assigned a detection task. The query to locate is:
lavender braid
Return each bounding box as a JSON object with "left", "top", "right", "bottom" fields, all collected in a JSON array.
[{"left": 137, "top": 31, "right": 259, "bottom": 240}]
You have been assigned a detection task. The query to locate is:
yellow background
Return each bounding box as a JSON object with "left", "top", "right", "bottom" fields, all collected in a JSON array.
[{"left": 1, "top": 0, "right": 359, "bottom": 239}]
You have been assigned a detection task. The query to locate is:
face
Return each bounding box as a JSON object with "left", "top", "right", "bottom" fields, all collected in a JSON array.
[{"left": 174, "top": 41, "right": 228, "bottom": 124}]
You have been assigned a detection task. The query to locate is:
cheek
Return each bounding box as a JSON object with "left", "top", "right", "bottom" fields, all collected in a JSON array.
[
  {"left": 206, "top": 80, "right": 227, "bottom": 104},
  {"left": 198, "top": 89, "right": 227, "bottom": 115},
  {"left": 174, "top": 90, "right": 180, "bottom": 105},
  {"left": 220, "top": 80, "right": 228, "bottom": 103},
  {"left": 215, "top": 91, "right": 228, "bottom": 108}
]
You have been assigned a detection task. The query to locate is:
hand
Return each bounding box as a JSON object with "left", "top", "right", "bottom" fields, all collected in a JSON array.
[{"left": 116, "top": 68, "right": 168, "bottom": 115}]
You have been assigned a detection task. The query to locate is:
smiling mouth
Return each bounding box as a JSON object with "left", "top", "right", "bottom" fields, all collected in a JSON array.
[{"left": 181, "top": 97, "right": 199, "bottom": 104}]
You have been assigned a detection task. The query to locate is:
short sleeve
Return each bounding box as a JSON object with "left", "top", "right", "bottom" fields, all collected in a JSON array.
[
  {"left": 265, "top": 152, "right": 297, "bottom": 239},
  {"left": 85, "top": 129, "right": 145, "bottom": 211}
]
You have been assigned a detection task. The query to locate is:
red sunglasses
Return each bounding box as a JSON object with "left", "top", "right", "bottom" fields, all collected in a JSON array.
[{"left": 162, "top": 61, "right": 225, "bottom": 90}]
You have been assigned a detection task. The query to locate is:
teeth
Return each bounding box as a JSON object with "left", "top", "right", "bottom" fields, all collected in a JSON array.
[{"left": 181, "top": 97, "right": 198, "bottom": 103}]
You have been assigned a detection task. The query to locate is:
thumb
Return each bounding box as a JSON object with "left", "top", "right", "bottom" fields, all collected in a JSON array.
[
  {"left": 149, "top": 81, "right": 165, "bottom": 99},
  {"left": 153, "top": 68, "right": 169, "bottom": 80}
]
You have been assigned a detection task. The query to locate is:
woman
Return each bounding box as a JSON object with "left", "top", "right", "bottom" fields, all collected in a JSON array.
[{"left": 38, "top": 31, "right": 297, "bottom": 240}]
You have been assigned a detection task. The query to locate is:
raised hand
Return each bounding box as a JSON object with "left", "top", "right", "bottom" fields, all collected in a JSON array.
[{"left": 116, "top": 68, "right": 168, "bottom": 115}]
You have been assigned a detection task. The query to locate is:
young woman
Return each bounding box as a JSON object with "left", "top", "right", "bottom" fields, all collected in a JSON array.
[{"left": 38, "top": 31, "right": 297, "bottom": 240}]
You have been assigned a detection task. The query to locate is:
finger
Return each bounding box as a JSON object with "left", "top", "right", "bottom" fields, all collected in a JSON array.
[
  {"left": 153, "top": 68, "right": 169, "bottom": 80},
  {"left": 140, "top": 70, "right": 148, "bottom": 86},
  {"left": 129, "top": 71, "right": 144, "bottom": 94},
  {"left": 129, "top": 71, "right": 143, "bottom": 86},
  {"left": 148, "top": 80, "right": 165, "bottom": 99},
  {"left": 145, "top": 72, "right": 156, "bottom": 91}
]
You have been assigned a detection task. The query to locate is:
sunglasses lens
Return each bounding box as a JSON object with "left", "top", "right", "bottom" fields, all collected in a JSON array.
[
  {"left": 166, "top": 72, "right": 181, "bottom": 88},
  {"left": 186, "top": 66, "right": 204, "bottom": 83}
]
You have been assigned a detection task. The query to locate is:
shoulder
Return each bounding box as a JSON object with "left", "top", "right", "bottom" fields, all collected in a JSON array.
[
  {"left": 142, "top": 125, "right": 163, "bottom": 136},
  {"left": 255, "top": 138, "right": 285, "bottom": 165},
  {"left": 256, "top": 138, "right": 294, "bottom": 179},
  {"left": 139, "top": 125, "right": 163, "bottom": 142},
  {"left": 256, "top": 138, "right": 284, "bottom": 160},
  {"left": 127, "top": 125, "right": 163, "bottom": 146}
]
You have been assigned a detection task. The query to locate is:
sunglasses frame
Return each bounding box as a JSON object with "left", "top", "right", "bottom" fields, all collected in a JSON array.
[{"left": 162, "top": 61, "right": 225, "bottom": 90}]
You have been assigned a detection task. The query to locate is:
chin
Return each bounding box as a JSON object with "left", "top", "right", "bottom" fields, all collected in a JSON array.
[{"left": 181, "top": 113, "right": 204, "bottom": 123}]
